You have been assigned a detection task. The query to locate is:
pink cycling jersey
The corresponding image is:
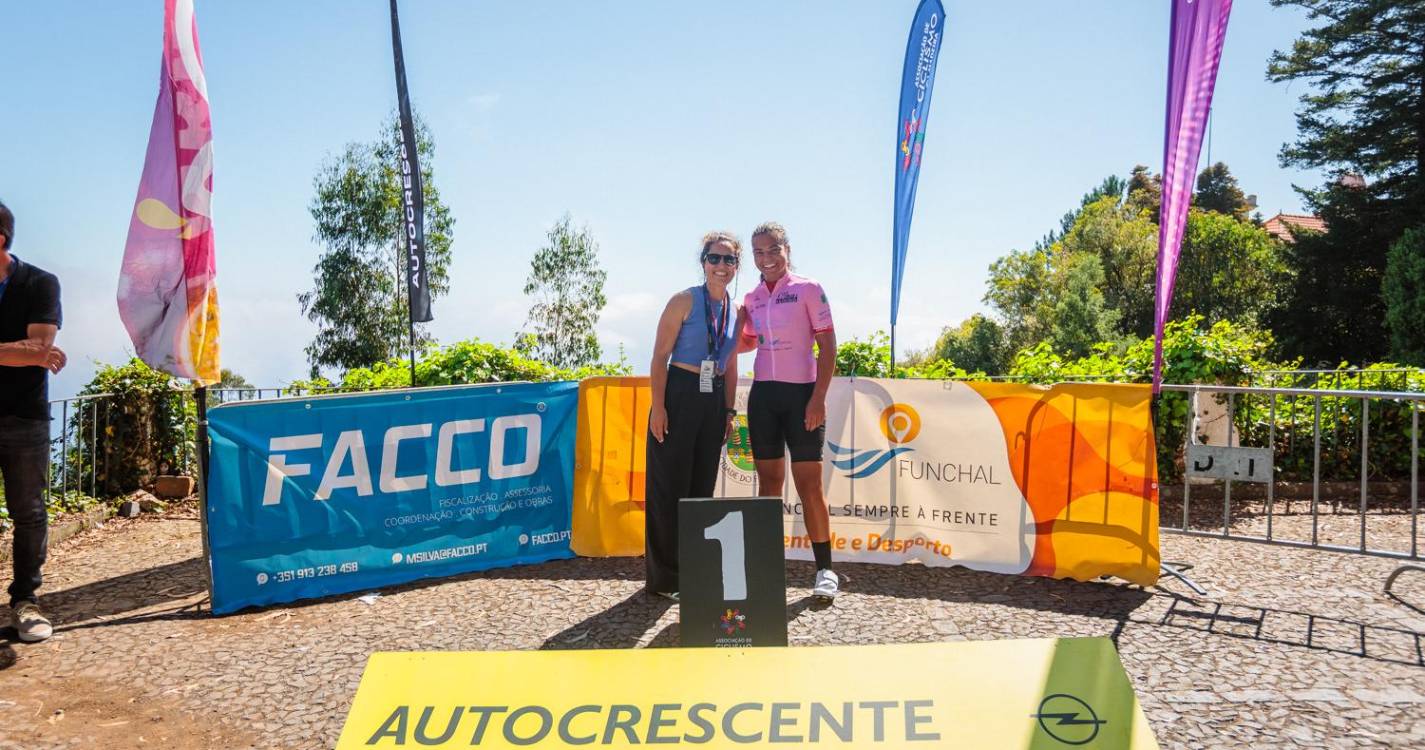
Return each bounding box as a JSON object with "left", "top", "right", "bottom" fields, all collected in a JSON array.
[{"left": 740, "top": 272, "right": 834, "bottom": 383}]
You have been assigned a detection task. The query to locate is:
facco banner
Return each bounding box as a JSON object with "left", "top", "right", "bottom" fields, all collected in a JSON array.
[
  {"left": 337, "top": 638, "right": 1159, "bottom": 748},
  {"left": 205, "top": 382, "right": 578, "bottom": 613},
  {"left": 574, "top": 377, "right": 1159, "bottom": 586}
]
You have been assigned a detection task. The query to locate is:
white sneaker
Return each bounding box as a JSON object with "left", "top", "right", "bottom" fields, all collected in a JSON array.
[
  {"left": 812, "top": 569, "right": 840, "bottom": 600},
  {"left": 12, "top": 602, "right": 53, "bottom": 643}
]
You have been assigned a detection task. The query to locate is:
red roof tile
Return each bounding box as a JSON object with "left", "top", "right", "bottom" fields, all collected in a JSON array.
[{"left": 1263, "top": 213, "right": 1325, "bottom": 242}]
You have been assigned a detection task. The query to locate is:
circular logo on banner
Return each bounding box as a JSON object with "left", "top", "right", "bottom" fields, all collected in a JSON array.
[
  {"left": 879, "top": 403, "right": 922, "bottom": 444},
  {"left": 391, "top": 552, "right": 403, "bottom": 564},
  {"left": 1031, "top": 693, "right": 1105, "bottom": 745},
  {"left": 519, "top": 534, "right": 530, "bottom": 545},
  {"left": 725, "top": 416, "right": 755, "bottom": 472},
  {"left": 256, "top": 573, "right": 268, "bottom": 585}
]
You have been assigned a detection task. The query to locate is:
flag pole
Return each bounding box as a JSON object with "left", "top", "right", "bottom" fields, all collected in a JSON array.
[
  {"left": 390, "top": 0, "right": 429, "bottom": 388},
  {"left": 194, "top": 385, "right": 215, "bottom": 607},
  {"left": 889, "top": 0, "right": 944, "bottom": 383},
  {"left": 889, "top": 325, "right": 897, "bottom": 378},
  {"left": 401, "top": 232, "right": 417, "bottom": 387}
]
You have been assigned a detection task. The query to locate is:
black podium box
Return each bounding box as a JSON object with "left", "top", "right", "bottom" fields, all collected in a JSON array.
[{"left": 677, "top": 497, "right": 787, "bottom": 647}]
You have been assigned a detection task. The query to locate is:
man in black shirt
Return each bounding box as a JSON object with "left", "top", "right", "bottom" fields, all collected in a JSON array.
[{"left": 0, "top": 200, "right": 66, "bottom": 642}]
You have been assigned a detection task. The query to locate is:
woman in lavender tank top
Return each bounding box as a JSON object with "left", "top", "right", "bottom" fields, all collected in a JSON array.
[{"left": 642, "top": 231, "right": 742, "bottom": 600}]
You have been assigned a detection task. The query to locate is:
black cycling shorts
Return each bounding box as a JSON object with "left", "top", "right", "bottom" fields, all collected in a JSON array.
[{"left": 747, "top": 380, "right": 825, "bottom": 463}]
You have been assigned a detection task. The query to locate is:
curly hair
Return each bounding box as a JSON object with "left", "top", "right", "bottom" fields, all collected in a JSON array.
[{"left": 699, "top": 230, "right": 742, "bottom": 262}]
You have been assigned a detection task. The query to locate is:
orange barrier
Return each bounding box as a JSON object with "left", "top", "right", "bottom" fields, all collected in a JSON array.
[
  {"left": 570, "top": 376, "right": 1159, "bottom": 585},
  {"left": 570, "top": 377, "right": 651, "bottom": 557}
]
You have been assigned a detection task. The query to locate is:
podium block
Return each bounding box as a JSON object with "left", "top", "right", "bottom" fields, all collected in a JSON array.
[{"left": 678, "top": 497, "right": 787, "bottom": 647}]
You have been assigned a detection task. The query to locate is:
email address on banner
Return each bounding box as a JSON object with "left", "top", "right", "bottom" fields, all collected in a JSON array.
[{"left": 395, "top": 543, "right": 489, "bottom": 565}]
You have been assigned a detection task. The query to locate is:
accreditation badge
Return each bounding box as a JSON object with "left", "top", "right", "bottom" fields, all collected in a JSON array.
[{"left": 699, "top": 359, "right": 716, "bottom": 393}]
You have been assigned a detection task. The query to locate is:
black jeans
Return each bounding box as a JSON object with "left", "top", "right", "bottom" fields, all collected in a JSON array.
[
  {"left": 644, "top": 367, "right": 726, "bottom": 594},
  {"left": 0, "top": 416, "right": 49, "bottom": 607}
]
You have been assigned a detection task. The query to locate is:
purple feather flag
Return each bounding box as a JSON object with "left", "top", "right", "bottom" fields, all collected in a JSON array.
[{"left": 1153, "top": 0, "right": 1232, "bottom": 392}]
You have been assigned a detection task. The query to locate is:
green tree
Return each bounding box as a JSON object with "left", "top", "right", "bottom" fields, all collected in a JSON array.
[
  {"left": 984, "top": 245, "right": 1054, "bottom": 351},
  {"left": 518, "top": 216, "right": 608, "bottom": 369},
  {"left": 1194, "top": 162, "right": 1252, "bottom": 220},
  {"left": 1384, "top": 227, "right": 1425, "bottom": 365},
  {"left": 1268, "top": 0, "right": 1425, "bottom": 213},
  {"left": 1174, "top": 210, "right": 1292, "bottom": 328},
  {"left": 1057, "top": 195, "right": 1159, "bottom": 337},
  {"left": 1266, "top": 182, "right": 1393, "bottom": 364},
  {"left": 299, "top": 113, "right": 455, "bottom": 377},
  {"left": 216, "top": 368, "right": 252, "bottom": 390},
  {"left": 1125, "top": 164, "right": 1162, "bottom": 221},
  {"left": 986, "top": 167, "right": 1283, "bottom": 354},
  {"left": 1043, "top": 174, "right": 1130, "bottom": 249},
  {"left": 1266, "top": 1, "right": 1424, "bottom": 363},
  {"left": 1048, "top": 254, "right": 1121, "bottom": 359},
  {"left": 932, "top": 314, "right": 1011, "bottom": 374}
]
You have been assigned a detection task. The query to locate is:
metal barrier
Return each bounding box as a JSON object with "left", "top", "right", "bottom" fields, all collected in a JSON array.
[
  {"left": 1156, "top": 383, "right": 1421, "bottom": 597},
  {"left": 1248, "top": 368, "right": 1423, "bottom": 392},
  {"left": 45, "top": 393, "right": 116, "bottom": 507},
  {"left": 33, "top": 378, "right": 1425, "bottom": 604},
  {"left": 43, "top": 390, "right": 195, "bottom": 508}
]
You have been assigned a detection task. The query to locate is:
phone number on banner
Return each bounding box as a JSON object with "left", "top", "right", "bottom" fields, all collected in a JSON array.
[{"left": 259, "top": 562, "right": 360, "bottom": 585}]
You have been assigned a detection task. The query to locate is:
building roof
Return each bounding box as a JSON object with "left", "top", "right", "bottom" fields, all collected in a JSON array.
[{"left": 1262, "top": 212, "right": 1325, "bottom": 243}]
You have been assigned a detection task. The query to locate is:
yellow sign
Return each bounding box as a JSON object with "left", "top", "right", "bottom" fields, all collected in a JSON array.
[{"left": 337, "top": 638, "right": 1158, "bottom": 749}]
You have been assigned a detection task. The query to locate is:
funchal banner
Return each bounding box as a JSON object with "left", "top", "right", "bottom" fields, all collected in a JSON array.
[
  {"left": 204, "top": 383, "right": 578, "bottom": 613},
  {"left": 337, "top": 638, "right": 1160, "bottom": 748},
  {"left": 573, "top": 377, "right": 1160, "bottom": 586}
]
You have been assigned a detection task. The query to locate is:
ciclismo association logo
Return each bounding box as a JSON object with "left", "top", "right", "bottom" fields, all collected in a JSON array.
[
  {"left": 718, "top": 608, "right": 747, "bottom": 636},
  {"left": 828, "top": 403, "right": 922, "bottom": 479}
]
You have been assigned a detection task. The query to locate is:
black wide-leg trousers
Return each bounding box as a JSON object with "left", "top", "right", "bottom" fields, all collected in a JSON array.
[{"left": 644, "top": 367, "right": 725, "bottom": 594}]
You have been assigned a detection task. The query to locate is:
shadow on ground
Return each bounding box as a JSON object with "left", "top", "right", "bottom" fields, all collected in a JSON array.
[{"left": 15, "top": 548, "right": 1421, "bottom": 668}]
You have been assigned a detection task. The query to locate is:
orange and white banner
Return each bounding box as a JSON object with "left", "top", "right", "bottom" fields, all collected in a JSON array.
[{"left": 573, "top": 377, "right": 1159, "bottom": 586}]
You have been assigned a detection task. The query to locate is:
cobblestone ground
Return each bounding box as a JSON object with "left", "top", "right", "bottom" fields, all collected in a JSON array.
[{"left": 0, "top": 503, "right": 1422, "bottom": 749}]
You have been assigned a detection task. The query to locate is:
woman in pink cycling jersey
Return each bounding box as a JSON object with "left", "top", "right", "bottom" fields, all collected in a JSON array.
[{"left": 734, "top": 221, "right": 840, "bottom": 601}]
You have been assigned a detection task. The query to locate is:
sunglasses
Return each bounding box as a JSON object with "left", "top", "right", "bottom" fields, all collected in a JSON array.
[{"left": 703, "top": 253, "right": 739, "bottom": 266}]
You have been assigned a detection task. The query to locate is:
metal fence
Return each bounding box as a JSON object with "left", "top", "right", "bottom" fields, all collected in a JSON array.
[
  {"left": 1248, "top": 368, "right": 1423, "bottom": 392},
  {"left": 34, "top": 375, "right": 1425, "bottom": 594},
  {"left": 1153, "top": 383, "right": 1421, "bottom": 595},
  {"left": 972, "top": 367, "right": 1424, "bottom": 391},
  {"left": 1156, "top": 384, "right": 1420, "bottom": 555},
  {"left": 43, "top": 389, "right": 198, "bottom": 508},
  {"left": 46, "top": 393, "right": 115, "bottom": 506}
]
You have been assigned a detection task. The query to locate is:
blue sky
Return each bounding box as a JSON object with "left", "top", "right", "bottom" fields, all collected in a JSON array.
[{"left": 3, "top": 1, "right": 1322, "bottom": 400}]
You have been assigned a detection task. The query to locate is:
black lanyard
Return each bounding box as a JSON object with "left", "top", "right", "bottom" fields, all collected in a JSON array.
[{"left": 702, "top": 285, "right": 730, "bottom": 358}]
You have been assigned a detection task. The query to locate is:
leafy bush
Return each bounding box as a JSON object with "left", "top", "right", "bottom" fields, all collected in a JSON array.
[
  {"left": 1007, "top": 314, "right": 1283, "bottom": 386},
  {"left": 835, "top": 331, "right": 972, "bottom": 380},
  {"left": 1231, "top": 362, "right": 1424, "bottom": 484},
  {"left": 72, "top": 358, "right": 195, "bottom": 496},
  {"left": 289, "top": 338, "right": 632, "bottom": 392}
]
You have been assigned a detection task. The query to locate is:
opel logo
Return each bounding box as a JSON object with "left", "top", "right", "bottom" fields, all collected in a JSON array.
[{"left": 1031, "top": 693, "right": 1106, "bottom": 745}]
